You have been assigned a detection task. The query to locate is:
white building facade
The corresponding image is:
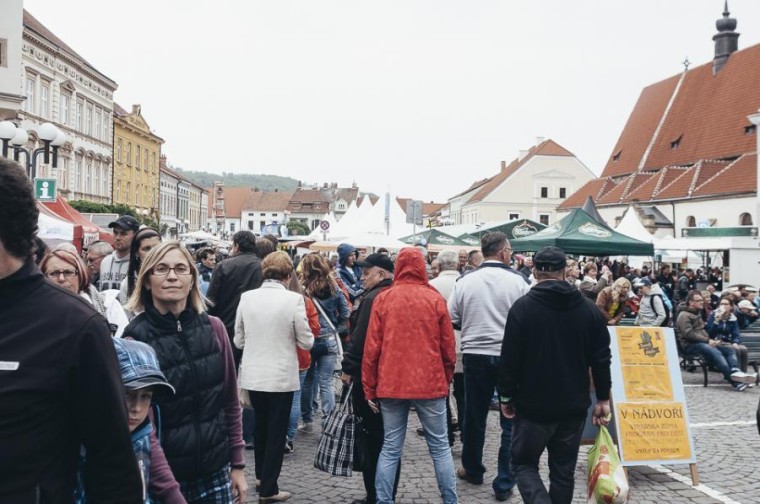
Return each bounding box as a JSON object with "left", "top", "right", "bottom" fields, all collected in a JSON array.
[{"left": 159, "top": 164, "right": 179, "bottom": 237}]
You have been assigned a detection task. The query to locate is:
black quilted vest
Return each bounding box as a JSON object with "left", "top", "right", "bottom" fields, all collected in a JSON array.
[{"left": 126, "top": 303, "right": 228, "bottom": 481}]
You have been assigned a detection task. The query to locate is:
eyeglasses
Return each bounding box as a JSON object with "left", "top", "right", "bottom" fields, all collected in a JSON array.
[
  {"left": 152, "top": 264, "right": 192, "bottom": 276},
  {"left": 46, "top": 269, "right": 78, "bottom": 279}
]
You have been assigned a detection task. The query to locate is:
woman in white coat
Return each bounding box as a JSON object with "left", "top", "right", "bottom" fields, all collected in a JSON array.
[{"left": 235, "top": 251, "right": 314, "bottom": 503}]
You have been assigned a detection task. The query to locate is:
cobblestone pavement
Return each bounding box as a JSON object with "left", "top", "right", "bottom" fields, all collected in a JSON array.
[{"left": 243, "top": 369, "right": 760, "bottom": 503}]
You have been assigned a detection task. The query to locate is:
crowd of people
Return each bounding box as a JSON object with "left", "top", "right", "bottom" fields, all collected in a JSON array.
[{"left": 0, "top": 152, "right": 755, "bottom": 503}]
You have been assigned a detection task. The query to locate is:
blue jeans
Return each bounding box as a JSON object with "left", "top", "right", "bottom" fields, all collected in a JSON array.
[
  {"left": 511, "top": 416, "right": 585, "bottom": 504},
  {"left": 287, "top": 370, "right": 308, "bottom": 441},
  {"left": 301, "top": 337, "right": 337, "bottom": 423},
  {"left": 376, "top": 398, "right": 457, "bottom": 504},
  {"left": 685, "top": 342, "right": 739, "bottom": 381},
  {"left": 462, "top": 354, "right": 514, "bottom": 495}
]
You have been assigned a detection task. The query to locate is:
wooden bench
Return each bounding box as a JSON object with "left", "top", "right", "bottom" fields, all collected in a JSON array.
[{"left": 739, "top": 331, "right": 760, "bottom": 385}]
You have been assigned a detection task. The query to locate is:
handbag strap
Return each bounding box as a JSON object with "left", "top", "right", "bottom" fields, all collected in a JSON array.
[
  {"left": 312, "top": 296, "right": 339, "bottom": 334},
  {"left": 338, "top": 382, "right": 353, "bottom": 415}
]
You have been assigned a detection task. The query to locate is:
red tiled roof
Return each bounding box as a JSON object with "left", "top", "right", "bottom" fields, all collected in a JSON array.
[
  {"left": 601, "top": 43, "right": 760, "bottom": 179},
  {"left": 622, "top": 172, "right": 660, "bottom": 203},
  {"left": 691, "top": 160, "right": 731, "bottom": 190},
  {"left": 596, "top": 178, "right": 631, "bottom": 205},
  {"left": 221, "top": 187, "right": 255, "bottom": 219},
  {"left": 649, "top": 166, "right": 695, "bottom": 200},
  {"left": 357, "top": 195, "right": 380, "bottom": 206},
  {"left": 396, "top": 198, "right": 446, "bottom": 217},
  {"left": 557, "top": 178, "right": 616, "bottom": 210},
  {"left": 241, "top": 190, "right": 294, "bottom": 212},
  {"left": 450, "top": 177, "right": 490, "bottom": 199},
  {"left": 601, "top": 75, "right": 681, "bottom": 177},
  {"left": 691, "top": 154, "right": 756, "bottom": 198},
  {"left": 652, "top": 166, "right": 689, "bottom": 198},
  {"left": 467, "top": 139, "right": 575, "bottom": 203}
]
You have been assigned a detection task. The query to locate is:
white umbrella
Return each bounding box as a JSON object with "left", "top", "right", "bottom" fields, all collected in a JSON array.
[
  {"left": 180, "top": 230, "right": 221, "bottom": 242},
  {"left": 309, "top": 233, "right": 409, "bottom": 252}
]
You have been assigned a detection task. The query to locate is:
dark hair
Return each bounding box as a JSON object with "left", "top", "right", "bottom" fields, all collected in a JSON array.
[
  {"left": 233, "top": 230, "right": 256, "bottom": 253},
  {"left": 300, "top": 253, "right": 337, "bottom": 299},
  {"left": 480, "top": 232, "right": 507, "bottom": 258},
  {"left": 376, "top": 247, "right": 389, "bottom": 255},
  {"left": 32, "top": 236, "right": 49, "bottom": 265},
  {"left": 686, "top": 290, "right": 704, "bottom": 304},
  {"left": 0, "top": 158, "right": 38, "bottom": 259},
  {"left": 256, "top": 238, "right": 276, "bottom": 259},
  {"left": 127, "top": 228, "right": 161, "bottom": 298},
  {"left": 197, "top": 247, "right": 215, "bottom": 262},
  {"left": 263, "top": 234, "right": 279, "bottom": 247}
]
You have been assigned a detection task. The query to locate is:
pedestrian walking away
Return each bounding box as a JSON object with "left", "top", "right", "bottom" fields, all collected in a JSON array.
[{"left": 497, "top": 246, "right": 612, "bottom": 504}]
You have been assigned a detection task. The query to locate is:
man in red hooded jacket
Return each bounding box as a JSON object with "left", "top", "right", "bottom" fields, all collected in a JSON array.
[{"left": 362, "top": 247, "right": 457, "bottom": 504}]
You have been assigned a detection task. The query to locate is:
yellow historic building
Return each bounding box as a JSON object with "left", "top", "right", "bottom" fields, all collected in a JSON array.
[{"left": 113, "top": 104, "right": 163, "bottom": 218}]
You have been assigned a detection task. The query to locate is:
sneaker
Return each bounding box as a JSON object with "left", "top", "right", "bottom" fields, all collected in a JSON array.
[
  {"left": 298, "top": 422, "right": 314, "bottom": 433},
  {"left": 494, "top": 489, "right": 513, "bottom": 502},
  {"left": 730, "top": 371, "right": 756, "bottom": 384},
  {"left": 259, "top": 491, "right": 291, "bottom": 502},
  {"left": 284, "top": 440, "right": 294, "bottom": 454},
  {"left": 734, "top": 382, "right": 749, "bottom": 392}
]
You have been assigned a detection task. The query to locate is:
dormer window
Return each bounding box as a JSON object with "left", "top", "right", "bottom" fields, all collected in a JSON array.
[
  {"left": 670, "top": 135, "right": 682, "bottom": 149},
  {"left": 612, "top": 150, "right": 621, "bottom": 162},
  {"left": 745, "top": 125, "right": 756, "bottom": 135}
]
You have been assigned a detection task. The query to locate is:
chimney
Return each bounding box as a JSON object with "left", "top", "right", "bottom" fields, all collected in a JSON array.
[
  {"left": 253, "top": 187, "right": 259, "bottom": 192},
  {"left": 323, "top": 182, "right": 328, "bottom": 189},
  {"left": 713, "top": 2, "right": 739, "bottom": 74},
  {"left": 132, "top": 104, "right": 141, "bottom": 115},
  {"left": 275, "top": 188, "right": 278, "bottom": 192},
  {"left": 500, "top": 160, "right": 507, "bottom": 172}
]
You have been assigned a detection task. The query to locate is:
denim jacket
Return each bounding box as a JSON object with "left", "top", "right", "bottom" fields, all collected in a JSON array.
[{"left": 313, "top": 292, "right": 350, "bottom": 337}]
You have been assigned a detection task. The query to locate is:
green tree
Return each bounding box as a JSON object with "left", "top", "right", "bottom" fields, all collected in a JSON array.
[
  {"left": 287, "top": 221, "right": 311, "bottom": 236},
  {"left": 68, "top": 200, "right": 158, "bottom": 229}
]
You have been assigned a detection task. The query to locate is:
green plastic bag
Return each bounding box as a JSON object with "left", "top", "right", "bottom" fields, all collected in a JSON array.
[{"left": 587, "top": 425, "right": 629, "bottom": 503}]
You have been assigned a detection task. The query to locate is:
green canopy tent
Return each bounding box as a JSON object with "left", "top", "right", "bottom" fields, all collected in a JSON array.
[
  {"left": 510, "top": 208, "right": 654, "bottom": 256},
  {"left": 458, "top": 219, "right": 546, "bottom": 247},
  {"left": 398, "top": 228, "right": 471, "bottom": 251}
]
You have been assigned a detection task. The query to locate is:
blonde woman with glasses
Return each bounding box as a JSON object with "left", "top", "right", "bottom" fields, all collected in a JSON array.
[{"left": 123, "top": 241, "right": 247, "bottom": 503}]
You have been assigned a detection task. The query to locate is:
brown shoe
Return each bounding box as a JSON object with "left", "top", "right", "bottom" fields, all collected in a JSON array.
[
  {"left": 456, "top": 467, "right": 483, "bottom": 485},
  {"left": 259, "top": 491, "right": 292, "bottom": 502}
]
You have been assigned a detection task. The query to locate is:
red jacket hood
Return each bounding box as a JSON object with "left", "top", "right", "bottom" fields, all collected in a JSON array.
[{"left": 394, "top": 248, "right": 428, "bottom": 286}]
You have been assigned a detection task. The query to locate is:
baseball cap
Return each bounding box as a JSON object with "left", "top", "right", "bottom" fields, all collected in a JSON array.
[
  {"left": 633, "top": 277, "right": 652, "bottom": 288},
  {"left": 108, "top": 215, "right": 140, "bottom": 232},
  {"left": 738, "top": 300, "right": 755, "bottom": 310},
  {"left": 356, "top": 253, "right": 394, "bottom": 273},
  {"left": 533, "top": 246, "right": 567, "bottom": 272},
  {"left": 113, "top": 338, "right": 175, "bottom": 400}
]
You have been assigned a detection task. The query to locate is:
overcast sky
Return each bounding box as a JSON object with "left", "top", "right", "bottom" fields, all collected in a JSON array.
[{"left": 23, "top": 0, "right": 760, "bottom": 202}]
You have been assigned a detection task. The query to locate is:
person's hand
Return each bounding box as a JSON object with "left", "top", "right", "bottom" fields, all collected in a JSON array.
[
  {"left": 341, "top": 372, "right": 352, "bottom": 385},
  {"left": 709, "top": 339, "right": 719, "bottom": 347},
  {"left": 367, "top": 399, "right": 380, "bottom": 414},
  {"left": 733, "top": 343, "right": 741, "bottom": 350},
  {"left": 592, "top": 401, "right": 611, "bottom": 426},
  {"left": 500, "top": 402, "right": 516, "bottom": 419},
  {"left": 230, "top": 468, "right": 248, "bottom": 503}
]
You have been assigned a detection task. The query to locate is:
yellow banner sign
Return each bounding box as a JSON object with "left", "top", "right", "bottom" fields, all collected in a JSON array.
[
  {"left": 616, "top": 402, "right": 693, "bottom": 462},
  {"left": 616, "top": 328, "right": 673, "bottom": 401}
]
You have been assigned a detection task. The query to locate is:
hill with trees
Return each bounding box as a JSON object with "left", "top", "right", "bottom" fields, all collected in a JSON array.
[{"left": 175, "top": 168, "right": 300, "bottom": 191}]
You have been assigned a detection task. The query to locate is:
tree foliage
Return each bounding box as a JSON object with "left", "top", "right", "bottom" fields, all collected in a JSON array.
[
  {"left": 174, "top": 168, "right": 299, "bottom": 192},
  {"left": 287, "top": 221, "right": 311, "bottom": 236},
  {"left": 68, "top": 200, "right": 159, "bottom": 229}
]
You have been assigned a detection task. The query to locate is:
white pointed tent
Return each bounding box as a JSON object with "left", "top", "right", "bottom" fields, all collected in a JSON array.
[
  {"left": 615, "top": 206, "right": 654, "bottom": 243},
  {"left": 331, "top": 200, "right": 361, "bottom": 238}
]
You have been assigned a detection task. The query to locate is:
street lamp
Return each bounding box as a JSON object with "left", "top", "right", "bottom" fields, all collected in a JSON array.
[{"left": 0, "top": 121, "right": 66, "bottom": 178}]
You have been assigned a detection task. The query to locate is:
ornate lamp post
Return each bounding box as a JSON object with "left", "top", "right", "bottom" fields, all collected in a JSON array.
[{"left": 0, "top": 121, "right": 66, "bottom": 178}]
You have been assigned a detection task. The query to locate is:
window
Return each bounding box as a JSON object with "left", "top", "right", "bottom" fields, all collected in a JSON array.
[
  {"left": 144, "top": 150, "right": 148, "bottom": 171},
  {"left": 24, "top": 75, "right": 35, "bottom": 113},
  {"left": 73, "top": 157, "right": 81, "bottom": 191},
  {"left": 95, "top": 108, "right": 102, "bottom": 140},
  {"left": 117, "top": 139, "right": 122, "bottom": 162},
  {"left": 670, "top": 135, "right": 682, "bottom": 149},
  {"left": 116, "top": 180, "right": 121, "bottom": 201},
  {"left": 539, "top": 214, "right": 550, "bottom": 226},
  {"left": 76, "top": 100, "right": 83, "bottom": 131},
  {"left": 102, "top": 167, "right": 108, "bottom": 196},
  {"left": 612, "top": 150, "right": 621, "bottom": 162},
  {"left": 260, "top": 212, "right": 266, "bottom": 216},
  {"left": 260, "top": 220, "right": 266, "bottom": 230},
  {"left": 686, "top": 216, "right": 696, "bottom": 227},
  {"left": 102, "top": 112, "right": 109, "bottom": 140},
  {"left": 272, "top": 213, "right": 278, "bottom": 217},
  {"left": 40, "top": 82, "right": 49, "bottom": 118},
  {"left": 540, "top": 187, "right": 548, "bottom": 198},
  {"left": 85, "top": 163, "right": 92, "bottom": 194},
  {"left": 230, "top": 222, "right": 236, "bottom": 233},
  {"left": 740, "top": 213, "right": 753, "bottom": 226},
  {"left": 152, "top": 153, "right": 156, "bottom": 173},
  {"left": 0, "top": 38, "right": 7, "bottom": 68},
  {"left": 508, "top": 213, "right": 519, "bottom": 220},
  {"left": 58, "top": 157, "right": 68, "bottom": 189},
  {"left": 85, "top": 105, "right": 93, "bottom": 136},
  {"left": 559, "top": 187, "right": 566, "bottom": 198},
  {"left": 94, "top": 165, "right": 100, "bottom": 195},
  {"left": 60, "top": 93, "right": 70, "bottom": 125},
  {"left": 746, "top": 125, "right": 757, "bottom": 135},
  {"left": 127, "top": 142, "right": 132, "bottom": 165},
  {"left": 136, "top": 146, "right": 141, "bottom": 168}
]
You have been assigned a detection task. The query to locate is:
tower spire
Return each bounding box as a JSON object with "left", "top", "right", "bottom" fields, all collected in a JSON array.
[{"left": 713, "top": 1, "right": 739, "bottom": 73}]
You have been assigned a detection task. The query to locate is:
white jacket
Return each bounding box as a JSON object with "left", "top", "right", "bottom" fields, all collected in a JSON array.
[{"left": 235, "top": 281, "right": 314, "bottom": 392}]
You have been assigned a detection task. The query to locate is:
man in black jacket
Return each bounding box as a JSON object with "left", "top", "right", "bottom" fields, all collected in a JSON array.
[
  {"left": 207, "top": 230, "right": 263, "bottom": 366},
  {"left": 341, "top": 253, "right": 396, "bottom": 504},
  {"left": 498, "top": 246, "right": 611, "bottom": 504},
  {"left": 0, "top": 158, "right": 142, "bottom": 503}
]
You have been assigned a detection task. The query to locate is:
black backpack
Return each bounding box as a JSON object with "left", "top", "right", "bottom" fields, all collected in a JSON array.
[{"left": 650, "top": 294, "right": 671, "bottom": 327}]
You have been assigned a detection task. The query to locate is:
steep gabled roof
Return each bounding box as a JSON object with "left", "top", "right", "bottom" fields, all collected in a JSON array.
[
  {"left": 467, "top": 139, "right": 576, "bottom": 203},
  {"left": 222, "top": 187, "right": 255, "bottom": 219},
  {"left": 691, "top": 154, "right": 756, "bottom": 198},
  {"left": 557, "top": 178, "right": 617, "bottom": 210},
  {"left": 601, "top": 42, "right": 760, "bottom": 179},
  {"left": 622, "top": 172, "right": 661, "bottom": 203}
]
